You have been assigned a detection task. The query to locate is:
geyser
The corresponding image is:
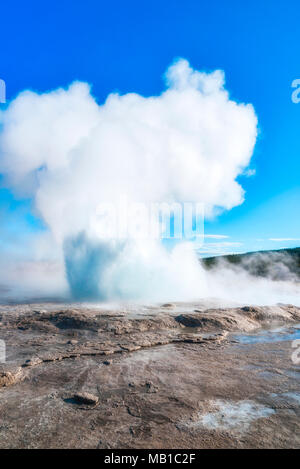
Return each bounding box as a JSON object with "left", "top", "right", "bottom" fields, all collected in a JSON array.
[{"left": 0, "top": 58, "right": 259, "bottom": 301}]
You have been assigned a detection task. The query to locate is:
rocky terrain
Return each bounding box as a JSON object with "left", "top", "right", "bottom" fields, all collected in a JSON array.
[{"left": 0, "top": 301, "right": 299, "bottom": 448}]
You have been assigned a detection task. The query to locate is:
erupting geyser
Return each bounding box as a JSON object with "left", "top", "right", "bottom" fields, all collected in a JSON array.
[{"left": 0, "top": 58, "right": 260, "bottom": 301}]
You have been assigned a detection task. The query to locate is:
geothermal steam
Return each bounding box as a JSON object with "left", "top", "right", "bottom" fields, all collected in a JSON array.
[{"left": 0, "top": 59, "right": 267, "bottom": 301}]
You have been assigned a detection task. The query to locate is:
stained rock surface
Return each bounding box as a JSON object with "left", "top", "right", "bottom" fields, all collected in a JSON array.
[{"left": 0, "top": 302, "right": 299, "bottom": 448}]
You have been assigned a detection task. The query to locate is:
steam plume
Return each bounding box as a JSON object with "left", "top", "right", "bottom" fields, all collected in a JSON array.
[{"left": 0, "top": 59, "right": 261, "bottom": 301}]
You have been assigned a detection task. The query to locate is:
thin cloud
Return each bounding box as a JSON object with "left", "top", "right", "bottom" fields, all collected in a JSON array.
[
  {"left": 197, "top": 241, "right": 244, "bottom": 256},
  {"left": 269, "top": 238, "right": 300, "bottom": 242},
  {"left": 204, "top": 234, "right": 229, "bottom": 239}
]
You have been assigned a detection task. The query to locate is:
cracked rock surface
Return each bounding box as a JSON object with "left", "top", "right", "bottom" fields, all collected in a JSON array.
[{"left": 0, "top": 302, "right": 299, "bottom": 448}]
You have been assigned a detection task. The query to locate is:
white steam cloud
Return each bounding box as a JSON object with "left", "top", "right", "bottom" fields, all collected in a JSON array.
[
  {"left": 0, "top": 58, "right": 273, "bottom": 303},
  {"left": 202, "top": 254, "right": 300, "bottom": 306}
]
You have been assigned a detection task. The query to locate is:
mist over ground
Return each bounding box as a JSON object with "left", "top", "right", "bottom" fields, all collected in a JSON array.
[
  {"left": 203, "top": 248, "right": 300, "bottom": 282},
  {"left": 200, "top": 248, "right": 300, "bottom": 306},
  {"left": 0, "top": 248, "right": 299, "bottom": 306}
]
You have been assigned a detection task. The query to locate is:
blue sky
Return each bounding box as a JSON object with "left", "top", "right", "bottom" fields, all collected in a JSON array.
[{"left": 0, "top": 0, "right": 299, "bottom": 256}]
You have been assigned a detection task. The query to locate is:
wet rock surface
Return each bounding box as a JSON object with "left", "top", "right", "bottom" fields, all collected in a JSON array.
[{"left": 0, "top": 302, "right": 299, "bottom": 448}]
